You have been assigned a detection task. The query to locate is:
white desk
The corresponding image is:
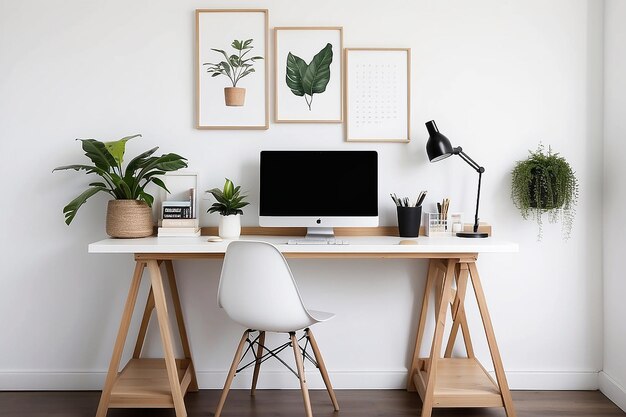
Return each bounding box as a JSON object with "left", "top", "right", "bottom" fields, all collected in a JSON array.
[{"left": 89, "top": 233, "right": 518, "bottom": 417}]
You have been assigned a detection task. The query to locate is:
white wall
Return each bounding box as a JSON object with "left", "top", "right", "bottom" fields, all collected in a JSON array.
[
  {"left": 0, "top": 0, "right": 605, "bottom": 390},
  {"left": 600, "top": 0, "right": 626, "bottom": 410}
]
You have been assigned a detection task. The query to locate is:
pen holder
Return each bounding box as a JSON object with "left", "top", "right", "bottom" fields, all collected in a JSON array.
[{"left": 397, "top": 206, "right": 422, "bottom": 238}]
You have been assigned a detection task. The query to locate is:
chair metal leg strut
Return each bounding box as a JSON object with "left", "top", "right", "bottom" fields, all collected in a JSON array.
[{"left": 215, "top": 329, "right": 339, "bottom": 417}]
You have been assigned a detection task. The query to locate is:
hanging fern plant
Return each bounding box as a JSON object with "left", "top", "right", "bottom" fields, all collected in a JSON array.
[{"left": 511, "top": 144, "right": 579, "bottom": 240}]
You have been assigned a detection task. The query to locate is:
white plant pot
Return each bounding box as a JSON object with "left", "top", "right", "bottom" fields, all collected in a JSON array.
[{"left": 219, "top": 214, "right": 241, "bottom": 238}]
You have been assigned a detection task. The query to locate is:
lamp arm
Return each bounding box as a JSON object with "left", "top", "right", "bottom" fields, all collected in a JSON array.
[
  {"left": 474, "top": 170, "right": 483, "bottom": 233},
  {"left": 453, "top": 147, "right": 484, "bottom": 174},
  {"left": 452, "top": 147, "right": 484, "bottom": 233}
]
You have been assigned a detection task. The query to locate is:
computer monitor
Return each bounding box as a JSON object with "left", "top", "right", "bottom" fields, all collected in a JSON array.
[{"left": 259, "top": 150, "right": 378, "bottom": 238}]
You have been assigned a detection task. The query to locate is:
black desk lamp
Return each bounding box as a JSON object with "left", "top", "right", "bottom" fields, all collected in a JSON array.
[{"left": 425, "top": 120, "right": 488, "bottom": 238}]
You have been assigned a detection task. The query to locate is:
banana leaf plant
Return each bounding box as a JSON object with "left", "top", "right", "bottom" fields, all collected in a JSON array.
[
  {"left": 203, "top": 39, "right": 263, "bottom": 87},
  {"left": 286, "top": 43, "right": 333, "bottom": 110},
  {"left": 207, "top": 178, "right": 249, "bottom": 216},
  {"left": 53, "top": 134, "right": 188, "bottom": 225}
]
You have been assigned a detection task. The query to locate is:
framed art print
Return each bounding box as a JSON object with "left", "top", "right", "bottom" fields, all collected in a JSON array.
[
  {"left": 275, "top": 27, "right": 343, "bottom": 123},
  {"left": 196, "top": 9, "right": 269, "bottom": 130},
  {"left": 345, "top": 48, "right": 411, "bottom": 142}
]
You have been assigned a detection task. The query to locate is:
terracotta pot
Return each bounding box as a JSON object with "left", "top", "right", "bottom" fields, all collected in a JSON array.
[
  {"left": 219, "top": 214, "right": 241, "bottom": 238},
  {"left": 106, "top": 200, "right": 154, "bottom": 238},
  {"left": 224, "top": 87, "right": 246, "bottom": 106}
]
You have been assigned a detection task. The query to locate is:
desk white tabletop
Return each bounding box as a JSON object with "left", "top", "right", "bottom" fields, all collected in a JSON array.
[{"left": 88, "top": 235, "right": 518, "bottom": 254}]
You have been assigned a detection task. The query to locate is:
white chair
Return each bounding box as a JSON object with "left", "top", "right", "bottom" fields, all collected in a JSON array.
[{"left": 215, "top": 240, "right": 339, "bottom": 417}]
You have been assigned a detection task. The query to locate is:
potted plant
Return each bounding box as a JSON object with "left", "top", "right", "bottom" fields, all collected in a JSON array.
[
  {"left": 203, "top": 39, "right": 263, "bottom": 106},
  {"left": 53, "top": 134, "right": 188, "bottom": 238},
  {"left": 511, "top": 144, "right": 579, "bottom": 240},
  {"left": 207, "top": 178, "right": 249, "bottom": 238}
]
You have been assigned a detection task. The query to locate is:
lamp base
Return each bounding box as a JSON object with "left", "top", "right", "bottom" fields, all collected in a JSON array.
[{"left": 456, "top": 231, "right": 488, "bottom": 238}]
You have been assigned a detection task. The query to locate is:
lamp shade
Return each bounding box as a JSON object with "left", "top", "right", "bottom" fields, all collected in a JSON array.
[{"left": 425, "top": 120, "right": 454, "bottom": 162}]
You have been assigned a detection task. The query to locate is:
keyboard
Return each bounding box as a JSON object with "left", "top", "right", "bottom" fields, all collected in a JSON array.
[{"left": 287, "top": 239, "right": 350, "bottom": 245}]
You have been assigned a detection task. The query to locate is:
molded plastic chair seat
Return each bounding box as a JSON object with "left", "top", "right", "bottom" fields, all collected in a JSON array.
[{"left": 215, "top": 240, "right": 339, "bottom": 417}]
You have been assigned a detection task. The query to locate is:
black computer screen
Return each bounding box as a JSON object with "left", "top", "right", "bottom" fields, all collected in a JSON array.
[{"left": 260, "top": 151, "right": 378, "bottom": 216}]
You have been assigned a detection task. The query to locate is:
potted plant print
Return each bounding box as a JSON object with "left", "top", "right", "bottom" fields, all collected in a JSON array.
[{"left": 203, "top": 39, "right": 263, "bottom": 106}]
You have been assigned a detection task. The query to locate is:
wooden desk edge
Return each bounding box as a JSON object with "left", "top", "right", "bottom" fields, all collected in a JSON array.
[{"left": 134, "top": 252, "right": 480, "bottom": 261}]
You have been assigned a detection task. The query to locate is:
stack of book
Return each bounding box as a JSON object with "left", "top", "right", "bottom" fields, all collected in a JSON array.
[
  {"left": 158, "top": 191, "right": 200, "bottom": 237},
  {"left": 157, "top": 218, "right": 200, "bottom": 237}
]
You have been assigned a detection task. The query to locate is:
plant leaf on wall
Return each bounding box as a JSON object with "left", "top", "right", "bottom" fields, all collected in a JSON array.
[
  {"left": 285, "top": 43, "right": 333, "bottom": 110},
  {"left": 303, "top": 43, "right": 333, "bottom": 95},
  {"left": 286, "top": 52, "right": 308, "bottom": 97}
]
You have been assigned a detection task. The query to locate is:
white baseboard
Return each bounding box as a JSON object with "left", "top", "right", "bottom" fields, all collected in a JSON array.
[
  {"left": 599, "top": 371, "right": 626, "bottom": 412},
  {"left": 0, "top": 369, "right": 601, "bottom": 391},
  {"left": 502, "top": 370, "right": 599, "bottom": 390}
]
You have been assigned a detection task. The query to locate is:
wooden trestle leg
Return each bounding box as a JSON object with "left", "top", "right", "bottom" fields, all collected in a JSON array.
[
  {"left": 95, "top": 259, "right": 197, "bottom": 417},
  {"left": 409, "top": 257, "right": 516, "bottom": 417}
]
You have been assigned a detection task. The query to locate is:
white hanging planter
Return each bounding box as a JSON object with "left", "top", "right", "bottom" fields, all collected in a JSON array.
[{"left": 219, "top": 214, "right": 241, "bottom": 238}]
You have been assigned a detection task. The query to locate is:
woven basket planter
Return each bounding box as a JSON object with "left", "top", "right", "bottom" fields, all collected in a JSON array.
[{"left": 106, "top": 200, "right": 154, "bottom": 238}]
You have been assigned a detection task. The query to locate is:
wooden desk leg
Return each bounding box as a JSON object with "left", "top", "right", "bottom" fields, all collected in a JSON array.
[
  {"left": 147, "top": 260, "right": 187, "bottom": 417},
  {"left": 165, "top": 260, "right": 199, "bottom": 392},
  {"left": 407, "top": 259, "right": 437, "bottom": 392},
  {"left": 132, "top": 287, "right": 154, "bottom": 359},
  {"left": 96, "top": 261, "right": 145, "bottom": 417},
  {"left": 468, "top": 262, "right": 516, "bottom": 417},
  {"left": 444, "top": 262, "right": 474, "bottom": 358},
  {"left": 420, "top": 259, "right": 456, "bottom": 417}
]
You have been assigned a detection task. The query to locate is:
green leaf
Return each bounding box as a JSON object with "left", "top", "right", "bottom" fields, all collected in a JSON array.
[
  {"left": 286, "top": 52, "right": 308, "bottom": 97},
  {"left": 78, "top": 139, "right": 117, "bottom": 171},
  {"left": 229, "top": 55, "right": 240, "bottom": 67},
  {"left": 150, "top": 177, "right": 169, "bottom": 194},
  {"left": 220, "top": 61, "right": 232, "bottom": 77},
  {"left": 138, "top": 190, "right": 154, "bottom": 207},
  {"left": 104, "top": 134, "right": 141, "bottom": 165},
  {"left": 232, "top": 40, "right": 242, "bottom": 50},
  {"left": 62, "top": 186, "right": 108, "bottom": 225},
  {"left": 302, "top": 43, "right": 333, "bottom": 95},
  {"left": 211, "top": 48, "right": 230, "bottom": 62},
  {"left": 124, "top": 146, "right": 159, "bottom": 177},
  {"left": 243, "top": 39, "right": 253, "bottom": 48},
  {"left": 223, "top": 178, "right": 234, "bottom": 199}
]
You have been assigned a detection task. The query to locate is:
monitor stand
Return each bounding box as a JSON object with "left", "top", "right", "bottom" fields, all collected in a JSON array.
[{"left": 305, "top": 227, "right": 335, "bottom": 240}]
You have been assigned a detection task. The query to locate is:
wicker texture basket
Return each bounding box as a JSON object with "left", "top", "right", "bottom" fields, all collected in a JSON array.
[{"left": 106, "top": 200, "right": 153, "bottom": 238}]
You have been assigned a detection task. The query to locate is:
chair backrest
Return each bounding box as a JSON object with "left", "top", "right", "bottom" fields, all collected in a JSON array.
[{"left": 218, "top": 240, "right": 314, "bottom": 332}]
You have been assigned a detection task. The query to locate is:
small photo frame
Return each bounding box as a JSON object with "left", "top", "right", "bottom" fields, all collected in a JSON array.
[
  {"left": 275, "top": 27, "right": 343, "bottom": 123},
  {"left": 196, "top": 9, "right": 269, "bottom": 130},
  {"left": 344, "top": 48, "right": 411, "bottom": 142}
]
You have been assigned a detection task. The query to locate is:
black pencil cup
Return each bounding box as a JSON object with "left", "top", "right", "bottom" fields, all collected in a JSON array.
[{"left": 397, "top": 206, "right": 422, "bottom": 238}]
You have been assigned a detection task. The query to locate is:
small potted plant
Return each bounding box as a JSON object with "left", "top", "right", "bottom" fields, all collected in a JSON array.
[
  {"left": 511, "top": 144, "right": 579, "bottom": 240},
  {"left": 207, "top": 178, "right": 249, "bottom": 238},
  {"left": 203, "top": 39, "right": 263, "bottom": 106},
  {"left": 53, "top": 134, "right": 188, "bottom": 238}
]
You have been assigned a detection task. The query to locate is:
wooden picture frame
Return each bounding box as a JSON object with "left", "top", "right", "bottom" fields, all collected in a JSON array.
[
  {"left": 196, "top": 9, "right": 269, "bottom": 130},
  {"left": 344, "top": 48, "right": 411, "bottom": 142},
  {"left": 274, "top": 27, "right": 343, "bottom": 123}
]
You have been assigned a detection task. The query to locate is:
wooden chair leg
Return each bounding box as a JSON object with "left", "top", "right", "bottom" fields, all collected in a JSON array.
[
  {"left": 251, "top": 331, "right": 265, "bottom": 396},
  {"left": 291, "top": 332, "right": 313, "bottom": 417},
  {"left": 305, "top": 328, "right": 339, "bottom": 411},
  {"left": 215, "top": 330, "right": 251, "bottom": 417}
]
